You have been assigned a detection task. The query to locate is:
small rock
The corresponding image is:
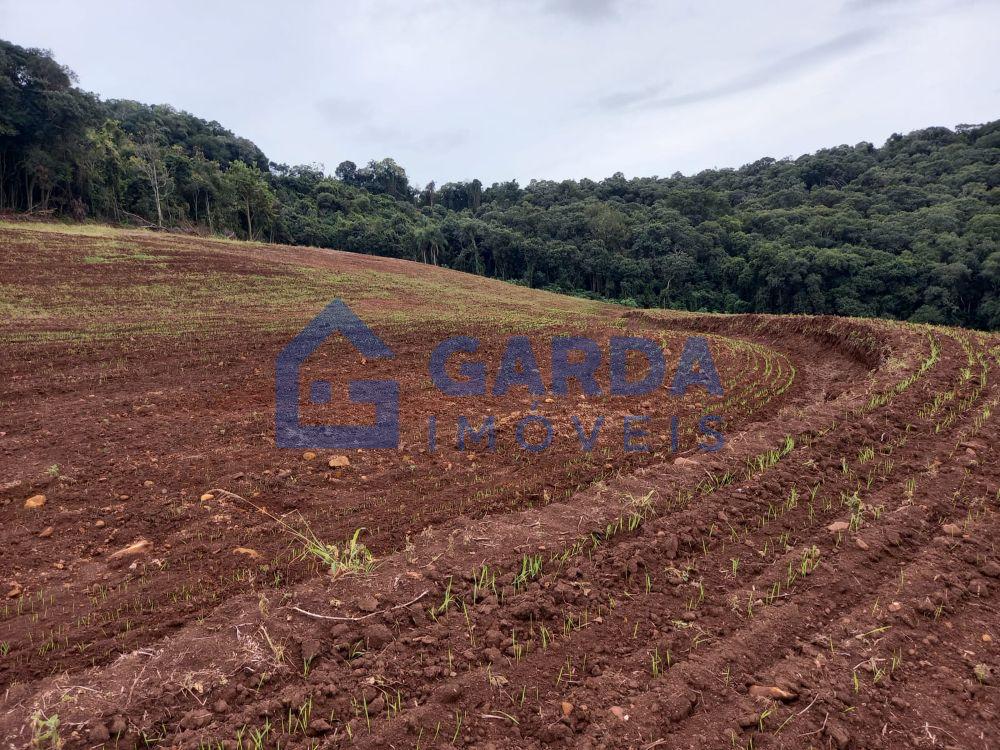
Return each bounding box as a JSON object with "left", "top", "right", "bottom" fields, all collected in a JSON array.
[
  {"left": 983, "top": 633, "right": 993, "bottom": 643},
  {"left": 328, "top": 455, "right": 350, "bottom": 468},
  {"left": 609, "top": 706, "right": 627, "bottom": 721},
  {"left": 143, "top": 480, "right": 154, "bottom": 488},
  {"left": 233, "top": 547, "right": 259, "bottom": 559},
  {"left": 303, "top": 451, "right": 317, "bottom": 461},
  {"left": 38, "top": 526, "right": 53, "bottom": 538},
  {"left": 942, "top": 523, "right": 961, "bottom": 537},
  {"left": 673, "top": 457, "right": 698, "bottom": 469},
  {"left": 200, "top": 492, "right": 215, "bottom": 502},
  {"left": 561, "top": 701, "right": 573, "bottom": 717},
  {"left": 749, "top": 685, "right": 797, "bottom": 701},
  {"left": 95, "top": 519, "right": 106, "bottom": 528},
  {"left": 6, "top": 583, "right": 22, "bottom": 598},
  {"left": 827, "top": 521, "right": 850, "bottom": 534},
  {"left": 24, "top": 494, "right": 46, "bottom": 509},
  {"left": 854, "top": 537, "right": 869, "bottom": 550},
  {"left": 109, "top": 539, "right": 152, "bottom": 560},
  {"left": 888, "top": 601, "right": 902, "bottom": 612}
]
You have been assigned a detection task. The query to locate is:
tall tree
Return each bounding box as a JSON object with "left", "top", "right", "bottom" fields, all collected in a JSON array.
[
  {"left": 131, "top": 134, "right": 169, "bottom": 226},
  {"left": 226, "top": 160, "right": 275, "bottom": 240}
]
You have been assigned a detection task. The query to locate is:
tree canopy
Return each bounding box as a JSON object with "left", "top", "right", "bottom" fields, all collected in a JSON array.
[{"left": 2, "top": 39, "right": 999, "bottom": 328}]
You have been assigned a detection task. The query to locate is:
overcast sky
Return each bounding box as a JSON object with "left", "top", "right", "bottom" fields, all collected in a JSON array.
[{"left": 2, "top": 0, "right": 998, "bottom": 187}]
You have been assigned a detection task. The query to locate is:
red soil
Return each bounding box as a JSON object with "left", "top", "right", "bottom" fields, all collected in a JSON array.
[{"left": 0, "top": 224, "right": 997, "bottom": 749}]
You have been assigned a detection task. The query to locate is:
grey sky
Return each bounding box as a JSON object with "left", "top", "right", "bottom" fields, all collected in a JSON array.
[{"left": 1, "top": 0, "right": 997, "bottom": 187}]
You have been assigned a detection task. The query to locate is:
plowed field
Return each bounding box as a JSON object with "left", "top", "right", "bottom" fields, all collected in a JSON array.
[{"left": 1, "top": 222, "right": 997, "bottom": 749}]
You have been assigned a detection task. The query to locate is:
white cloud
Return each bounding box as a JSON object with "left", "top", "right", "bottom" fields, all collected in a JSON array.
[{"left": 0, "top": 0, "right": 996, "bottom": 186}]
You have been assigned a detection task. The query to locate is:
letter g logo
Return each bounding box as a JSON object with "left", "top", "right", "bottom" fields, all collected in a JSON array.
[{"left": 275, "top": 300, "right": 399, "bottom": 449}]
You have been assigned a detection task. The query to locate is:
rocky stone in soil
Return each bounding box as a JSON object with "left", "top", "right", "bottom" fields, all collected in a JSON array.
[{"left": 24, "top": 494, "right": 46, "bottom": 509}]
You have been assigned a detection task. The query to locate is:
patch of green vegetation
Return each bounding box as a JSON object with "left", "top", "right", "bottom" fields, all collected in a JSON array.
[
  {"left": 0, "top": 219, "right": 123, "bottom": 238},
  {"left": 0, "top": 224, "right": 607, "bottom": 344},
  {"left": 82, "top": 241, "right": 161, "bottom": 264},
  {"left": 0, "top": 284, "right": 52, "bottom": 323}
]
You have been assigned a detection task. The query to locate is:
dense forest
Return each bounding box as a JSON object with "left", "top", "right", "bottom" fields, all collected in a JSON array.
[{"left": 2, "top": 39, "right": 999, "bottom": 327}]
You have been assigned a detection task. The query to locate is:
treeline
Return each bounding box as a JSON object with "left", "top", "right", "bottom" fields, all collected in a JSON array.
[{"left": 2, "top": 39, "right": 999, "bottom": 327}]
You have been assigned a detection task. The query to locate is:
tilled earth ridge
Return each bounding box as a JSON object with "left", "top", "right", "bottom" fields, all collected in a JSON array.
[{"left": 0, "top": 224, "right": 997, "bottom": 749}]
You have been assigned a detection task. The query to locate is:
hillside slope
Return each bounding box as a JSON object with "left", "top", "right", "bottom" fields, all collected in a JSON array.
[{"left": 1, "top": 224, "right": 998, "bottom": 750}]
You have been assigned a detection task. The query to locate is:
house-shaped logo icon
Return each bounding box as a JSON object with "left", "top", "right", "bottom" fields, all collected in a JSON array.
[{"left": 275, "top": 300, "right": 399, "bottom": 449}]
